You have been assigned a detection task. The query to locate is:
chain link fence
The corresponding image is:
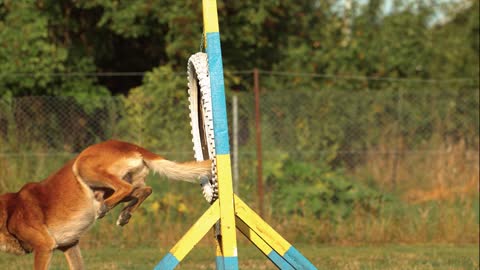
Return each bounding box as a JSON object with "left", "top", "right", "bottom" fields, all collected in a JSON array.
[
  {"left": 0, "top": 73, "right": 479, "bottom": 200},
  {"left": 229, "top": 74, "right": 478, "bottom": 205}
]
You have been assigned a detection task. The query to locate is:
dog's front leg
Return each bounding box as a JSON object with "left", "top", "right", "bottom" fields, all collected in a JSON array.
[
  {"left": 117, "top": 186, "right": 153, "bottom": 226},
  {"left": 9, "top": 210, "right": 56, "bottom": 270},
  {"left": 60, "top": 242, "right": 85, "bottom": 270},
  {"left": 34, "top": 249, "right": 53, "bottom": 270}
]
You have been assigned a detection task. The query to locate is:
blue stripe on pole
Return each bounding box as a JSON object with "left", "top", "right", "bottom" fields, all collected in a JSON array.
[
  {"left": 267, "top": 250, "right": 295, "bottom": 270},
  {"left": 206, "top": 32, "right": 230, "bottom": 155},
  {"left": 284, "top": 246, "right": 318, "bottom": 270},
  {"left": 215, "top": 256, "right": 225, "bottom": 270},
  {"left": 216, "top": 256, "right": 240, "bottom": 270},
  {"left": 223, "top": 256, "right": 240, "bottom": 270},
  {"left": 154, "top": 253, "right": 179, "bottom": 270}
]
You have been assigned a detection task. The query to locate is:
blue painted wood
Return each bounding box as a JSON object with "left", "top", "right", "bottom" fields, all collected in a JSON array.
[
  {"left": 284, "top": 246, "right": 318, "bottom": 270},
  {"left": 267, "top": 250, "right": 295, "bottom": 270},
  {"left": 206, "top": 32, "right": 230, "bottom": 156},
  {"left": 154, "top": 253, "right": 179, "bottom": 270}
]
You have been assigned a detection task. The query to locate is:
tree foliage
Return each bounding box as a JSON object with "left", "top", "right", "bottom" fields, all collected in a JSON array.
[
  {"left": 0, "top": 0, "right": 109, "bottom": 98},
  {"left": 0, "top": 0, "right": 478, "bottom": 160},
  {"left": 0, "top": 0, "right": 477, "bottom": 98}
]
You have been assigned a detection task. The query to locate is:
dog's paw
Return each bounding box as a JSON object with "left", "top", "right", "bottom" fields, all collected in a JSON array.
[{"left": 116, "top": 212, "right": 132, "bottom": 226}]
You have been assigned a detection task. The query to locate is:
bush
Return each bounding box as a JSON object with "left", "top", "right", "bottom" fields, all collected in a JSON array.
[{"left": 266, "top": 157, "right": 387, "bottom": 221}]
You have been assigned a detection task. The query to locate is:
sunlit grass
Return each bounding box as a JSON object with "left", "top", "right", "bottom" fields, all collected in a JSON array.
[{"left": 0, "top": 244, "right": 478, "bottom": 270}]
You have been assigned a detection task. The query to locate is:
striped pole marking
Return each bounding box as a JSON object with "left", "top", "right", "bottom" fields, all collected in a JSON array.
[{"left": 203, "top": 1, "right": 239, "bottom": 269}]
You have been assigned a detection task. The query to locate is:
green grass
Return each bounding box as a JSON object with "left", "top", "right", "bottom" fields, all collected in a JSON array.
[{"left": 0, "top": 244, "right": 478, "bottom": 269}]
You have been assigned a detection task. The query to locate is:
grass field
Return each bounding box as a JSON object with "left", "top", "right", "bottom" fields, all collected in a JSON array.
[
  {"left": 0, "top": 138, "right": 478, "bottom": 270},
  {"left": 0, "top": 243, "right": 478, "bottom": 269}
]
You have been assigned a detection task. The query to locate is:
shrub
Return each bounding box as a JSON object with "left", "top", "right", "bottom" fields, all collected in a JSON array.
[{"left": 267, "top": 157, "right": 387, "bottom": 221}]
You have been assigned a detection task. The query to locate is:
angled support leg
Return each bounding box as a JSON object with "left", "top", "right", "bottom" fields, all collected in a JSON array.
[
  {"left": 236, "top": 217, "right": 294, "bottom": 270},
  {"left": 154, "top": 201, "right": 220, "bottom": 270},
  {"left": 234, "top": 195, "right": 317, "bottom": 270}
]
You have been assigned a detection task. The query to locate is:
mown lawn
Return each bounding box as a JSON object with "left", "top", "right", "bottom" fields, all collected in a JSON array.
[{"left": 0, "top": 244, "right": 478, "bottom": 269}]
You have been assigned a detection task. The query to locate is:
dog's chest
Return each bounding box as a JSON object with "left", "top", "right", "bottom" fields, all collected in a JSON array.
[{"left": 49, "top": 194, "right": 100, "bottom": 246}]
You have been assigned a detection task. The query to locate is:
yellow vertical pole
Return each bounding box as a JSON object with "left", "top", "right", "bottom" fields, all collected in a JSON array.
[
  {"left": 156, "top": 1, "right": 317, "bottom": 269},
  {"left": 202, "top": 1, "right": 239, "bottom": 269}
]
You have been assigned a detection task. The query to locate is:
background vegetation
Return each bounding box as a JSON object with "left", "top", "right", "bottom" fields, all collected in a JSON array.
[{"left": 0, "top": 0, "right": 478, "bottom": 267}]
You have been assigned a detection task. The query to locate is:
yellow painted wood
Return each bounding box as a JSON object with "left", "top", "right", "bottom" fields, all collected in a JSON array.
[
  {"left": 234, "top": 194, "right": 291, "bottom": 255},
  {"left": 236, "top": 217, "right": 273, "bottom": 256},
  {"left": 170, "top": 200, "right": 220, "bottom": 260},
  {"left": 202, "top": 0, "right": 220, "bottom": 33},
  {"left": 216, "top": 154, "right": 238, "bottom": 257}
]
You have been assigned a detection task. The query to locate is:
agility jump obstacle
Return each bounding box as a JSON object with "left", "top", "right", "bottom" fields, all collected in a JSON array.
[{"left": 155, "top": 1, "right": 317, "bottom": 269}]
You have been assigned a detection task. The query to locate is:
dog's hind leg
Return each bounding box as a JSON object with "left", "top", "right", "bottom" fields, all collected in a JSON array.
[
  {"left": 116, "top": 186, "right": 153, "bottom": 226},
  {"left": 74, "top": 156, "right": 134, "bottom": 212}
]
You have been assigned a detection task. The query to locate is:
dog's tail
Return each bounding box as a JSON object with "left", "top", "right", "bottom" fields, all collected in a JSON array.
[{"left": 143, "top": 158, "right": 212, "bottom": 183}]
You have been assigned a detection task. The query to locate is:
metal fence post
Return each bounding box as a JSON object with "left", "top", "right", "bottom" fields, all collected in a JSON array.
[
  {"left": 232, "top": 94, "right": 239, "bottom": 195},
  {"left": 253, "top": 68, "right": 264, "bottom": 217}
]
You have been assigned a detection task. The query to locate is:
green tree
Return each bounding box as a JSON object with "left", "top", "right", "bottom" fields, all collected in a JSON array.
[
  {"left": 429, "top": 0, "right": 479, "bottom": 79},
  {"left": 1, "top": 0, "right": 478, "bottom": 98},
  {"left": 0, "top": 0, "right": 108, "bottom": 98}
]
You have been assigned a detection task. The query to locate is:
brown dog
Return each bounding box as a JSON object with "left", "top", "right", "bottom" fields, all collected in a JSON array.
[{"left": 0, "top": 140, "right": 211, "bottom": 270}]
